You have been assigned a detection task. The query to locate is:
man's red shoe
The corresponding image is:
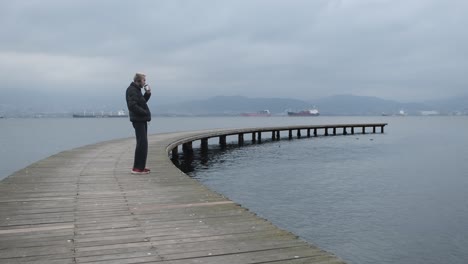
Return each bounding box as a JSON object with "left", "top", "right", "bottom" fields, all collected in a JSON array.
[{"left": 131, "top": 168, "right": 150, "bottom": 175}]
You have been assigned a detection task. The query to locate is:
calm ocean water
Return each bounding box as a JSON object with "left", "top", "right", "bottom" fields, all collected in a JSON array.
[
  {"left": 1, "top": 116, "right": 467, "bottom": 263},
  {"left": 188, "top": 117, "right": 468, "bottom": 264}
]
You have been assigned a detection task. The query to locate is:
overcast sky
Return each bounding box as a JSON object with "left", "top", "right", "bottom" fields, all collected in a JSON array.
[{"left": 0, "top": 0, "right": 467, "bottom": 102}]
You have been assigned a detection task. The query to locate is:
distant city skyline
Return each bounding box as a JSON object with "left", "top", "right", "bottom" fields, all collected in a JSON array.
[{"left": 1, "top": 0, "right": 468, "bottom": 102}]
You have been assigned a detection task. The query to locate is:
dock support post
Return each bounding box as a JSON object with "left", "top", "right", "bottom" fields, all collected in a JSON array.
[
  {"left": 276, "top": 131, "right": 280, "bottom": 140},
  {"left": 183, "top": 142, "right": 193, "bottom": 156},
  {"left": 343, "top": 127, "right": 347, "bottom": 135},
  {"left": 325, "top": 128, "right": 329, "bottom": 136},
  {"left": 297, "top": 129, "right": 301, "bottom": 138},
  {"left": 252, "top": 132, "right": 256, "bottom": 143},
  {"left": 351, "top": 127, "right": 355, "bottom": 135},
  {"left": 201, "top": 138, "right": 208, "bottom": 152},
  {"left": 272, "top": 131, "right": 276, "bottom": 141},
  {"left": 307, "top": 129, "right": 311, "bottom": 137},
  {"left": 219, "top": 135, "right": 226, "bottom": 149},
  {"left": 381, "top": 126, "right": 385, "bottom": 133},
  {"left": 362, "top": 127, "right": 366, "bottom": 134},
  {"left": 258, "top": 132, "right": 262, "bottom": 143},
  {"left": 200, "top": 139, "right": 208, "bottom": 165},
  {"left": 172, "top": 146, "right": 178, "bottom": 160},
  {"left": 373, "top": 126, "right": 376, "bottom": 133},
  {"left": 333, "top": 127, "right": 336, "bottom": 135},
  {"left": 289, "top": 130, "right": 293, "bottom": 139},
  {"left": 314, "top": 128, "right": 317, "bottom": 137},
  {"left": 182, "top": 142, "right": 194, "bottom": 171},
  {"left": 238, "top": 133, "right": 244, "bottom": 146}
]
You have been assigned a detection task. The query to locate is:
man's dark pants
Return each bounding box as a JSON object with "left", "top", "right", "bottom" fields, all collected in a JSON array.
[{"left": 132, "top": 122, "right": 148, "bottom": 170}]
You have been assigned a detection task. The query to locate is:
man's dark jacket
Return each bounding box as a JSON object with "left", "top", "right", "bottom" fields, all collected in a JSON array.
[{"left": 126, "top": 82, "right": 151, "bottom": 122}]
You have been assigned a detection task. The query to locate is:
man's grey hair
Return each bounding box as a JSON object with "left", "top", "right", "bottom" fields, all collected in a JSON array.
[{"left": 133, "top": 73, "right": 146, "bottom": 82}]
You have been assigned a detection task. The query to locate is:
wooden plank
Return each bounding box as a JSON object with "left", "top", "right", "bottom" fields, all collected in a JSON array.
[{"left": 0, "top": 224, "right": 74, "bottom": 234}]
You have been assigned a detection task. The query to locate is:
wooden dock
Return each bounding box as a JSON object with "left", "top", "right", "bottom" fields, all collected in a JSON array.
[{"left": 0, "top": 123, "right": 386, "bottom": 264}]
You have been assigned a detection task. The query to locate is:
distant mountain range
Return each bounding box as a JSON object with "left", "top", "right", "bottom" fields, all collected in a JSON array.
[
  {"left": 153, "top": 96, "right": 311, "bottom": 115},
  {"left": 152, "top": 94, "right": 468, "bottom": 116}
]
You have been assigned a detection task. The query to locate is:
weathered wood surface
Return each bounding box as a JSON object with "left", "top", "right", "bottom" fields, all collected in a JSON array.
[{"left": 0, "top": 128, "right": 354, "bottom": 264}]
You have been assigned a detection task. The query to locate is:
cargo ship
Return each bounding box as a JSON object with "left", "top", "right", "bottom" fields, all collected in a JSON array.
[
  {"left": 287, "top": 108, "right": 319, "bottom": 116},
  {"left": 241, "top": 110, "right": 271, "bottom": 117}
]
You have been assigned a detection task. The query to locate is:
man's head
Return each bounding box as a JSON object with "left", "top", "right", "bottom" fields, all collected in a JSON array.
[{"left": 133, "top": 73, "right": 146, "bottom": 88}]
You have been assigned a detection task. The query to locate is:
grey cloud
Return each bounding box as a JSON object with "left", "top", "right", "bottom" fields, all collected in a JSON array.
[{"left": 0, "top": 0, "right": 467, "bottom": 101}]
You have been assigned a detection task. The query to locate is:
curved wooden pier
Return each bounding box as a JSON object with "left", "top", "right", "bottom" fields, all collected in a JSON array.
[{"left": 0, "top": 123, "right": 386, "bottom": 264}]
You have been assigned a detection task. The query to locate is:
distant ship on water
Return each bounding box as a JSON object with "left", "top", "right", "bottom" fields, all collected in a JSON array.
[
  {"left": 241, "top": 110, "right": 271, "bottom": 117},
  {"left": 382, "top": 109, "right": 408, "bottom": 116},
  {"left": 398, "top": 109, "right": 407, "bottom": 116},
  {"left": 73, "top": 110, "right": 128, "bottom": 118},
  {"left": 287, "top": 108, "right": 320, "bottom": 116}
]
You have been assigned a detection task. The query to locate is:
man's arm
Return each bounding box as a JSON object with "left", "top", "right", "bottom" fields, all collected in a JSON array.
[
  {"left": 127, "top": 91, "right": 149, "bottom": 116},
  {"left": 144, "top": 92, "right": 151, "bottom": 102}
]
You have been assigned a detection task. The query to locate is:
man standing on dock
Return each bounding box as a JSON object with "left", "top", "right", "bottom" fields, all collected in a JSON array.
[{"left": 126, "top": 73, "right": 152, "bottom": 175}]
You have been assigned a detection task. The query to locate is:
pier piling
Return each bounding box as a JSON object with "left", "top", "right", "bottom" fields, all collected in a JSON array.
[
  {"left": 201, "top": 138, "right": 208, "bottom": 152},
  {"left": 238, "top": 133, "right": 244, "bottom": 146},
  {"left": 219, "top": 135, "right": 227, "bottom": 148}
]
